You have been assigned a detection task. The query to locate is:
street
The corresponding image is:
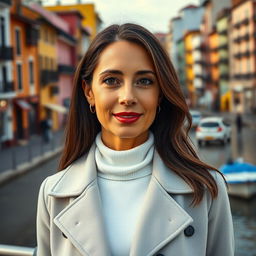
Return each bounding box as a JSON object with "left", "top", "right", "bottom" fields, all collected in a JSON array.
[{"left": 0, "top": 125, "right": 255, "bottom": 255}]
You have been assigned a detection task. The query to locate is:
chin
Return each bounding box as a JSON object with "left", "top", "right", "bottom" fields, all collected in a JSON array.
[{"left": 114, "top": 128, "right": 148, "bottom": 140}]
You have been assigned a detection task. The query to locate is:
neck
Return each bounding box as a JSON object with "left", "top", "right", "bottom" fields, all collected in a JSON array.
[{"left": 101, "top": 130, "right": 149, "bottom": 151}]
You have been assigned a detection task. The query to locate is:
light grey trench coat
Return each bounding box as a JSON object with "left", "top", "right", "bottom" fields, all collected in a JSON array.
[{"left": 36, "top": 144, "right": 234, "bottom": 256}]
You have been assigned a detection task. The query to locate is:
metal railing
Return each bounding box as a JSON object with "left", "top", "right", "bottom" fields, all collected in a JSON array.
[{"left": 0, "top": 244, "right": 36, "bottom": 256}]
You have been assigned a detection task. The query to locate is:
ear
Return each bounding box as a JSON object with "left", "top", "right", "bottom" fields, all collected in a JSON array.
[{"left": 82, "top": 80, "right": 95, "bottom": 106}]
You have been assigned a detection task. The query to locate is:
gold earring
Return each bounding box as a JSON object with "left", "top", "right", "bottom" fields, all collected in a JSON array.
[{"left": 89, "top": 104, "right": 96, "bottom": 113}]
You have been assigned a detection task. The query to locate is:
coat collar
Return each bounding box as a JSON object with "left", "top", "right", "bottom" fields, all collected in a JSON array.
[
  {"left": 49, "top": 144, "right": 193, "bottom": 197},
  {"left": 51, "top": 144, "right": 194, "bottom": 256}
]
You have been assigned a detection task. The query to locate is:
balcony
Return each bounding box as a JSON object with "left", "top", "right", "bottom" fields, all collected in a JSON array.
[
  {"left": 0, "top": 46, "right": 13, "bottom": 61},
  {"left": 26, "top": 27, "right": 39, "bottom": 46},
  {"left": 219, "top": 29, "right": 228, "bottom": 35},
  {"left": 218, "top": 43, "right": 228, "bottom": 50},
  {"left": 0, "top": 0, "right": 11, "bottom": 7},
  {"left": 40, "top": 70, "right": 59, "bottom": 86},
  {"left": 242, "top": 50, "right": 250, "bottom": 57},
  {"left": 234, "top": 53, "right": 242, "bottom": 59},
  {"left": 233, "top": 37, "right": 241, "bottom": 44},
  {"left": 0, "top": 81, "right": 14, "bottom": 93},
  {"left": 220, "top": 74, "right": 229, "bottom": 80},
  {"left": 233, "top": 74, "right": 242, "bottom": 80},
  {"left": 50, "top": 85, "right": 59, "bottom": 96},
  {"left": 58, "top": 64, "right": 75, "bottom": 75},
  {"left": 241, "top": 17, "right": 249, "bottom": 26},
  {"left": 219, "top": 58, "right": 229, "bottom": 65}
]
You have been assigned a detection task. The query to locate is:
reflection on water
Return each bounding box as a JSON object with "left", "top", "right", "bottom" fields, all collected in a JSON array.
[{"left": 230, "top": 197, "right": 256, "bottom": 256}]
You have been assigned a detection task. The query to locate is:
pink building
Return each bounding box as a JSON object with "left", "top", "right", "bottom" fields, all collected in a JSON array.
[
  {"left": 51, "top": 10, "right": 90, "bottom": 126},
  {"left": 57, "top": 31, "right": 76, "bottom": 126}
]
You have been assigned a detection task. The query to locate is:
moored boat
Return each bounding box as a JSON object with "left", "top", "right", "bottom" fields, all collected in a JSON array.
[{"left": 220, "top": 159, "right": 256, "bottom": 199}]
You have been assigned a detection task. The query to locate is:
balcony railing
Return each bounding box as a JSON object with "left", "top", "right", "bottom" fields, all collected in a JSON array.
[
  {"left": 0, "top": 81, "right": 14, "bottom": 93},
  {"left": 220, "top": 74, "right": 229, "bottom": 80},
  {"left": 0, "top": 244, "right": 36, "bottom": 256},
  {"left": 0, "top": 46, "right": 13, "bottom": 60},
  {"left": 40, "top": 70, "right": 59, "bottom": 86},
  {"left": 58, "top": 64, "right": 75, "bottom": 75},
  {"left": 50, "top": 85, "right": 59, "bottom": 96},
  {"left": 234, "top": 53, "right": 242, "bottom": 59},
  {"left": 0, "top": 0, "right": 11, "bottom": 6},
  {"left": 26, "top": 27, "right": 39, "bottom": 46}
]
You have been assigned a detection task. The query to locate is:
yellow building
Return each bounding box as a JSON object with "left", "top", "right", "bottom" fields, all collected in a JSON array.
[
  {"left": 184, "top": 30, "right": 200, "bottom": 107},
  {"left": 29, "top": 4, "right": 60, "bottom": 131},
  {"left": 45, "top": 4, "right": 102, "bottom": 39}
]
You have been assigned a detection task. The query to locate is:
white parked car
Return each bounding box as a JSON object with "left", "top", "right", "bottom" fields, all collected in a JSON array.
[
  {"left": 189, "top": 110, "right": 202, "bottom": 127},
  {"left": 196, "top": 117, "right": 231, "bottom": 146}
]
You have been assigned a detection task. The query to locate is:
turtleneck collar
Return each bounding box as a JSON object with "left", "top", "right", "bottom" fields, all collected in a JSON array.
[{"left": 95, "top": 132, "right": 154, "bottom": 181}]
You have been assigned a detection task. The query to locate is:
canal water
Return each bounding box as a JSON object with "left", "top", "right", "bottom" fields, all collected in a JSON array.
[{"left": 230, "top": 197, "right": 256, "bottom": 256}]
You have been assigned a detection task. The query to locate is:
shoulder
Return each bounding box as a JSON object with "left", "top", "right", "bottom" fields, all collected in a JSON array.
[{"left": 210, "top": 170, "right": 227, "bottom": 194}]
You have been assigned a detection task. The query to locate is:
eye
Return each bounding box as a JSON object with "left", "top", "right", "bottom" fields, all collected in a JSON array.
[
  {"left": 103, "top": 77, "right": 120, "bottom": 86},
  {"left": 136, "top": 78, "right": 153, "bottom": 86}
]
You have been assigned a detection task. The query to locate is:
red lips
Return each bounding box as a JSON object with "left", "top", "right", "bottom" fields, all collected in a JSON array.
[{"left": 113, "top": 112, "right": 142, "bottom": 124}]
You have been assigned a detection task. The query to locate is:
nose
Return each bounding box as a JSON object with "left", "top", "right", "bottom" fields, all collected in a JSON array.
[{"left": 119, "top": 84, "right": 137, "bottom": 106}]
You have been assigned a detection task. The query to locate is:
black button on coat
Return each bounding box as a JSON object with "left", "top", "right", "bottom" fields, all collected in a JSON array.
[{"left": 184, "top": 225, "right": 195, "bottom": 237}]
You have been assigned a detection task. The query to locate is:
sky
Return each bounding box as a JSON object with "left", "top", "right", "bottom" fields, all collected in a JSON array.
[{"left": 42, "top": 0, "right": 200, "bottom": 33}]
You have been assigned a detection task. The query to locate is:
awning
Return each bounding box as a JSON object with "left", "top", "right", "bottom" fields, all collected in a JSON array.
[
  {"left": 16, "top": 100, "right": 31, "bottom": 111},
  {"left": 44, "top": 103, "right": 68, "bottom": 114}
]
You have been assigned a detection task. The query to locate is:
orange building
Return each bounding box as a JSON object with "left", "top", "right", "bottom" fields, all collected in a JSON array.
[
  {"left": 209, "top": 29, "right": 220, "bottom": 109},
  {"left": 10, "top": 0, "right": 40, "bottom": 142},
  {"left": 184, "top": 30, "right": 200, "bottom": 107}
]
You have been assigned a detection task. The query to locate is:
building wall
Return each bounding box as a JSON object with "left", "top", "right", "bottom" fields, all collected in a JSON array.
[
  {"left": 38, "top": 24, "right": 59, "bottom": 130},
  {"left": 11, "top": 16, "right": 40, "bottom": 140},
  {"left": 230, "top": 0, "right": 256, "bottom": 113},
  {"left": 46, "top": 4, "right": 100, "bottom": 39}
]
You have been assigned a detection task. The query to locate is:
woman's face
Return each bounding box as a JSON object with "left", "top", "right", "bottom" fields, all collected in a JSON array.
[{"left": 83, "top": 40, "right": 160, "bottom": 150}]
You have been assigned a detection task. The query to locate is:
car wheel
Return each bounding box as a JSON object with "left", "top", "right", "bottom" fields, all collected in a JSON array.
[{"left": 221, "top": 136, "right": 227, "bottom": 145}]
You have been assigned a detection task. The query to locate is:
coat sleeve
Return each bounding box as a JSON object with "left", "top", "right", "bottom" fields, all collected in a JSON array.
[
  {"left": 206, "top": 172, "right": 235, "bottom": 256},
  {"left": 36, "top": 177, "right": 51, "bottom": 256}
]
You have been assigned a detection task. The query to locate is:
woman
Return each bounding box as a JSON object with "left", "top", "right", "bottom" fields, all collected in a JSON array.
[{"left": 36, "top": 23, "right": 234, "bottom": 256}]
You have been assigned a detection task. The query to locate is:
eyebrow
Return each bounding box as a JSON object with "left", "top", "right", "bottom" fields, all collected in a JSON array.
[{"left": 99, "top": 69, "right": 156, "bottom": 76}]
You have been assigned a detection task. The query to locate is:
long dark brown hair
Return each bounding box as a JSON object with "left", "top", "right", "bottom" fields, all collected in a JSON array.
[{"left": 59, "top": 23, "right": 223, "bottom": 205}]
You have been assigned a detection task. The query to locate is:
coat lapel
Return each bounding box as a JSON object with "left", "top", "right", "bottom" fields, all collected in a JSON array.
[
  {"left": 49, "top": 145, "right": 111, "bottom": 256},
  {"left": 48, "top": 146, "right": 194, "bottom": 256},
  {"left": 130, "top": 152, "right": 194, "bottom": 256}
]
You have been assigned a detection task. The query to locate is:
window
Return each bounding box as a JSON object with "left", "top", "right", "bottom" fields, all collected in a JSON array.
[
  {"left": 29, "top": 59, "right": 34, "bottom": 84},
  {"left": 45, "top": 29, "right": 48, "bottom": 42},
  {"left": 17, "top": 63, "right": 22, "bottom": 90},
  {"left": 0, "top": 17, "right": 6, "bottom": 46},
  {"left": 15, "top": 28, "right": 21, "bottom": 55},
  {"left": 247, "top": 58, "right": 250, "bottom": 73},
  {"left": 45, "top": 56, "right": 48, "bottom": 69},
  {"left": 51, "top": 58, "right": 54, "bottom": 70},
  {"left": 39, "top": 55, "right": 43, "bottom": 70}
]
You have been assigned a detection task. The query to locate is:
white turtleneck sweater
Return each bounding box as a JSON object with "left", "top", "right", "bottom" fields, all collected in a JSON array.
[{"left": 95, "top": 133, "right": 154, "bottom": 256}]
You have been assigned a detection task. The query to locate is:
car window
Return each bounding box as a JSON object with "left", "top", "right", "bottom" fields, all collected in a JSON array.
[
  {"left": 192, "top": 114, "right": 201, "bottom": 118},
  {"left": 200, "top": 122, "right": 219, "bottom": 127},
  {"left": 223, "top": 120, "right": 230, "bottom": 126}
]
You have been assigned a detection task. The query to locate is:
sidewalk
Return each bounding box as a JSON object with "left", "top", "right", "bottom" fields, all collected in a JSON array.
[{"left": 0, "top": 129, "right": 65, "bottom": 185}]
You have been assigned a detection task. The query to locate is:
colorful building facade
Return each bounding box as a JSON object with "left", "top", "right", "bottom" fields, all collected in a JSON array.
[
  {"left": 30, "top": 3, "right": 67, "bottom": 131},
  {"left": 230, "top": 0, "right": 256, "bottom": 113},
  {"left": 11, "top": 0, "right": 40, "bottom": 142},
  {"left": 0, "top": 0, "right": 14, "bottom": 146},
  {"left": 217, "top": 9, "right": 230, "bottom": 111},
  {"left": 45, "top": 3, "right": 102, "bottom": 40}
]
